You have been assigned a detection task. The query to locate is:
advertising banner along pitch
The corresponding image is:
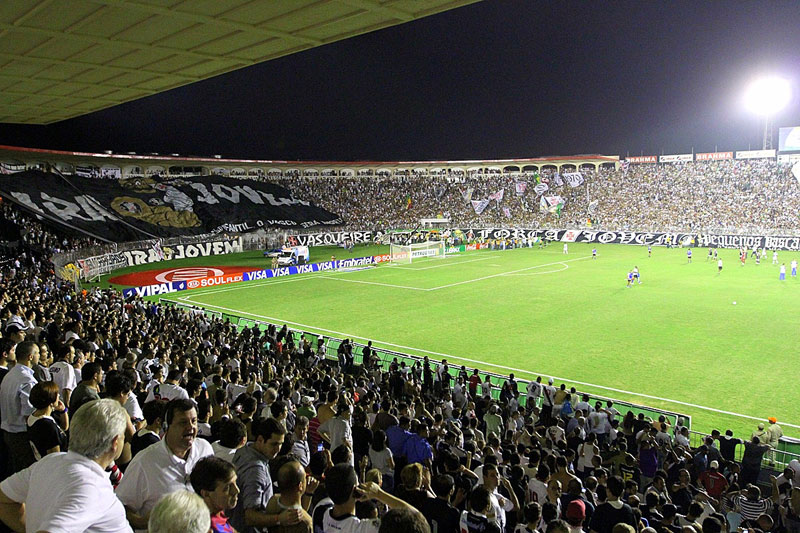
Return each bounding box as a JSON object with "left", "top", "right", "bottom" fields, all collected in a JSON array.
[{"left": 0, "top": 171, "right": 343, "bottom": 242}]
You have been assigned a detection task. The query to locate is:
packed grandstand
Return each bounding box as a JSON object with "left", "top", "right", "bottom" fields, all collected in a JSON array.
[{"left": 1, "top": 148, "right": 800, "bottom": 533}]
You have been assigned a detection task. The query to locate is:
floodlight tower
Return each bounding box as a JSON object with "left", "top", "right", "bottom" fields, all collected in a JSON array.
[{"left": 744, "top": 77, "right": 791, "bottom": 149}]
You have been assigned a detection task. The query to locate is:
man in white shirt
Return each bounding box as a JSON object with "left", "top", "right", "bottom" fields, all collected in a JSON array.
[
  {"left": 322, "top": 463, "right": 415, "bottom": 533},
  {"left": 482, "top": 463, "right": 518, "bottom": 531},
  {"left": 0, "top": 341, "right": 39, "bottom": 472},
  {"left": 145, "top": 369, "right": 189, "bottom": 403},
  {"left": 526, "top": 377, "right": 542, "bottom": 410},
  {"left": 49, "top": 344, "right": 77, "bottom": 406},
  {"left": 0, "top": 399, "right": 132, "bottom": 533},
  {"left": 116, "top": 398, "right": 213, "bottom": 531}
]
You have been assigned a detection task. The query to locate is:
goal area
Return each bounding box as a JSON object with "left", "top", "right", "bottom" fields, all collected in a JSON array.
[{"left": 389, "top": 241, "right": 446, "bottom": 264}]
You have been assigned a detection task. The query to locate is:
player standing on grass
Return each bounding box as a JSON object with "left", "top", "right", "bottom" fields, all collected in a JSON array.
[
  {"left": 648, "top": 245, "right": 652, "bottom": 257},
  {"left": 773, "top": 250, "right": 779, "bottom": 265},
  {"left": 756, "top": 252, "right": 761, "bottom": 265},
  {"left": 740, "top": 250, "right": 746, "bottom": 267},
  {"left": 707, "top": 248, "right": 713, "bottom": 261},
  {"left": 718, "top": 258, "right": 723, "bottom": 274},
  {"left": 792, "top": 259, "right": 798, "bottom": 278},
  {"left": 633, "top": 266, "right": 641, "bottom": 284},
  {"left": 626, "top": 270, "right": 633, "bottom": 288},
  {"left": 563, "top": 243, "right": 568, "bottom": 254},
  {"left": 687, "top": 249, "right": 692, "bottom": 263},
  {"left": 592, "top": 248, "right": 597, "bottom": 259},
  {"left": 780, "top": 263, "right": 786, "bottom": 281}
]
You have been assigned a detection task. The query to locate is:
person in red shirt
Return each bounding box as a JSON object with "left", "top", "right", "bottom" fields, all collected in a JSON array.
[
  {"left": 468, "top": 369, "right": 481, "bottom": 398},
  {"left": 698, "top": 460, "right": 728, "bottom": 499}
]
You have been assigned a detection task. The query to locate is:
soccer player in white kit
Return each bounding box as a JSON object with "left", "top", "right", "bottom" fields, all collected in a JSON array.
[
  {"left": 563, "top": 243, "right": 568, "bottom": 254},
  {"left": 773, "top": 251, "right": 779, "bottom": 265}
]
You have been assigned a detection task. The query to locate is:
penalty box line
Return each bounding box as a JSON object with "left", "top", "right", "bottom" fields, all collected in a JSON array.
[{"left": 163, "top": 297, "right": 800, "bottom": 430}]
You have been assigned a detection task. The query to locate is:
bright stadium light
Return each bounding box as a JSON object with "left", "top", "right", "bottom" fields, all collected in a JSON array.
[{"left": 744, "top": 76, "right": 791, "bottom": 149}]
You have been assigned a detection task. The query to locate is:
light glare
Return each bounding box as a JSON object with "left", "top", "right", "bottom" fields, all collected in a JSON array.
[{"left": 744, "top": 77, "right": 791, "bottom": 116}]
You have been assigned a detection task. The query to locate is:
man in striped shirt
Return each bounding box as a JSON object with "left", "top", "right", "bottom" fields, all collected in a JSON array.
[{"left": 732, "top": 483, "right": 779, "bottom": 526}]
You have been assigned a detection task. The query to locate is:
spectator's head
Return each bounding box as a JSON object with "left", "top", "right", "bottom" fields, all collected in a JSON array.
[
  {"left": 252, "top": 417, "right": 286, "bottom": 460},
  {"left": 524, "top": 502, "right": 541, "bottom": 525},
  {"left": 401, "top": 463, "right": 424, "bottom": 490},
  {"left": 218, "top": 417, "right": 247, "bottom": 449},
  {"left": 15, "top": 340, "right": 39, "bottom": 366},
  {"left": 566, "top": 500, "right": 585, "bottom": 527},
  {"left": 69, "top": 399, "right": 128, "bottom": 467},
  {"left": 148, "top": 490, "right": 210, "bottom": 533},
  {"left": 702, "top": 517, "right": 723, "bottom": 533},
  {"left": 164, "top": 399, "right": 198, "bottom": 457},
  {"left": 326, "top": 463, "right": 359, "bottom": 505},
  {"left": 277, "top": 458, "right": 307, "bottom": 496},
  {"left": 546, "top": 519, "right": 570, "bottom": 533},
  {"left": 104, "top": 371, "right": 133, "bottom": 404},
  {"left": 190, "top": 456, "right": 239, "bottom": 514},
  {"left": 30, "top": 380, "right": 59, "bottom": 410},
  {"left": 142, "top": 400, "right": 167, "bottom": 429},
  {"left": 378, "top": 508, "right": 431, "bottom": 533},
  {"left": 0, "top": 337, "right": 16, "bottom": 364},
  {"left": 607, "top": 475, "right": 625, "bottom": 499},
  {"left": 81, "top": 361, "right": 103, "bottom": 384},
  {"left": 468, "top": 485, "right": 492, "bottom": 514},
  {"left": 431, "top": 474, "right": 455, "bottom": 500}
]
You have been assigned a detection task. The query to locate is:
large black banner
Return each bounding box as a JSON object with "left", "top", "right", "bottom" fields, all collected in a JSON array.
[{"left": 0, "top": 171, "right": 343, "bottom": 242}]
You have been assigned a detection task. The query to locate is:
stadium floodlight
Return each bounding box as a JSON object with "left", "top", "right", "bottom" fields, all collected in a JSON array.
[
  {"left": 743, "top": 76, "right": 792, "bottom": 149},
  {"left": 744, "top": 77, "right": 791, "bottom": 116}
]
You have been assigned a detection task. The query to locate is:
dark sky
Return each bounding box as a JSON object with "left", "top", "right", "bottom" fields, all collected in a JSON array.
[{"left": 1, "top": 0, "right": 799, "bottom": 161}]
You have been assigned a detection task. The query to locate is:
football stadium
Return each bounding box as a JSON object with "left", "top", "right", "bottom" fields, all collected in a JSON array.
[{"left": 0, "top": 2, "right": 800, "bottom": 533}]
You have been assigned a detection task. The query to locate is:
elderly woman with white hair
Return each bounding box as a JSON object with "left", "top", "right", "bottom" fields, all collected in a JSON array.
[
  {"left": 148, "top": 490, "right": 211, "bottom": 533},
  {"left": 0, "top": 398, "right": 133, "bottom": 532}
]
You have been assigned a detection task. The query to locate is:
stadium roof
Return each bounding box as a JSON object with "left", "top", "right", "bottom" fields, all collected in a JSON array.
[{"left": 0, "top": 0, "right": 480, "bottom": 125}]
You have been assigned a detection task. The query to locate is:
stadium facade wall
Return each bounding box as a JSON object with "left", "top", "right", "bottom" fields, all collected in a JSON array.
[{"left": 288, "top": 229, "right": 800, "bottom": 251}]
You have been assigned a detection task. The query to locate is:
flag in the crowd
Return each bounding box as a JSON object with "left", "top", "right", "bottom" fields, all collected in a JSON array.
[
  {"left": 588, "top": 199, "right": 599, "bottom": 214},
  {"left": 471, "top": 198, "right": 490, "bottom": 214},
  {"left": 553, "top": 173, "right": 564, "bottom": 187},
  {"left": 533, "top": 173, "right": 541, "bottom": 184},
  {"left": 587, "top": 218, "right": 593, "bottom": 228},
  {"left": 792, "top": 161, "right": 800, "bottom": 183},
  {"left": 621, "top": 160, "right": 630, "bottom": 174},
  {"left": 564, "top": 172, "right": 584, "bottom": 187},
  {"left": 533, "top": 183, "right": 548, "bottom": 195},
  {"left": 152, "top": 241, "right": 165, "bottom": 261},
  {"left": 406, "top": 195, "right": 412, "bottom": 210},
  {"left": 503, "top": 207, "right": 511, "bottom": 218},
  {"left": 489, "top": 189, "right": 505, "bottom": 202},
  {"left": 515, "top": 181, "right": 527, "bottom": 195},
  {"left": 461, "top": 187, "right": 474, "bottom": 203},
  {"left": 539, "top": 195, "right": 565, "bottom": 215}
]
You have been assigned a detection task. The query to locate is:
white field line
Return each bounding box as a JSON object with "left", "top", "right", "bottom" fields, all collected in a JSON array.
[
  {"left": 164, "top": 297, "right": 800, "bottom": 429},
  {"left": 425, "top": 256, "right": 591, "bottom": 291},
  {"left": 315, "top": 275, "right": 428, "bottom": 291},
  {"left": 392, "top": 256, "right": 491, "bottom": 270},
  {"left": 504, "top": 263, "right": 570, "bottom": 276}
]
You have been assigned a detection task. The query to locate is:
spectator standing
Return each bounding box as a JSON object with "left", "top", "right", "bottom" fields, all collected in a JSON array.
[
  {"left": 231, "top": 417, "right": 299, "bottom": 533},
  {"left": 0, "top": 340, "right": 39, "bottom": 472}
]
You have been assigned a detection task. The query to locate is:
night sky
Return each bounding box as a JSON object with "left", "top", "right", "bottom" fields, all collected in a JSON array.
[{"left": 1, "top": 0, "right": 799, "bottom": 161}]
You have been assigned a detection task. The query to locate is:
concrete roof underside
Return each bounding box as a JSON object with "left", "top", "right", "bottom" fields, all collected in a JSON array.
[{"left": 0, "top": 0, "right": 480, "bottom": 124}]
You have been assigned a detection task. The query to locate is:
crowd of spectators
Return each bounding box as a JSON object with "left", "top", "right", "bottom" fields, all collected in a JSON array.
[
  {"left": 0, "top": 235, "right": 799, "bottom": 533},
  {"left": 0, "top": 159, "right": 799, "bottom": 532},
  {"left": 273, "top": 160, "right": 798, "bottom": 234}
]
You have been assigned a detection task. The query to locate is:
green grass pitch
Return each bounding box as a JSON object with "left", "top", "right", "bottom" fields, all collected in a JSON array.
[{"left": 147, "top": 242, "right": 799, "bottom": 439}]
